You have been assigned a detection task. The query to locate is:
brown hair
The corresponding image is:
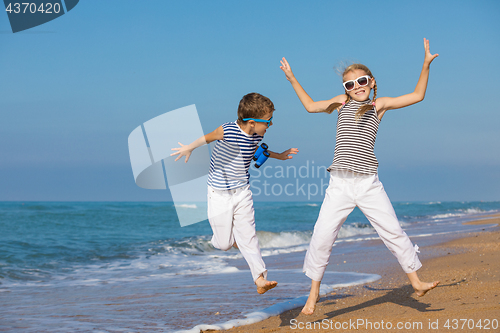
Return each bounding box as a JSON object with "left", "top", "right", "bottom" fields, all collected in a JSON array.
[
  {"left": 237, "top": 93, "right": 274, "bottom": 123},
  {"left": 325, "top": 64, "right": 377, "bottom": 121}
]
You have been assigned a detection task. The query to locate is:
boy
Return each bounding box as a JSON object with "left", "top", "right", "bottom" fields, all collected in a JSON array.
[{"left": 171, "top": 93, "right": 298, "bottom": 294}]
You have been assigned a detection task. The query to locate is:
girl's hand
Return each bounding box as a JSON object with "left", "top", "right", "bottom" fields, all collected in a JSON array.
[
  {"left": 423, "top": 38, "right": 439, "bottom": 65},
  {"left": 280, "top": 57, "right": 295, "bottom": 81},
  {"left": 277, "top": 148, "right": 299, "bottom": 160},
  {"left": 170, "top": 142, "right": 193, "bottom": 163}
]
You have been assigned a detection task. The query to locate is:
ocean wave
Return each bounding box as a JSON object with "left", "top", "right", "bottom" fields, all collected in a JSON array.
[
  {"left": 260, "top": 245, "right": 310, "bottom": 257},
  {"left": 431, "top": 212, "right": 464, "bottom": 220},
  {"left": 21, "top": 221, "right": 495, "bottom": 289},
  {"left": 174, "top": 204, "right": 198, "bottom": 209},
  {"left": 3, "top": 252, "right": 242, "bottom": 288},
  {"left": 153, "top": 236, "right": 215, "bottom": 254},
  {"left": 157, "top": 224, "right": 382, "bottom": 258},
  {"left": 430, "top": 207, "right": 486, "bottom": 221},
  {"left": 257, "top": 230, "right": 311, "bottom": 249},
  {"left": 460, "top": 208, "right": 485, "bottom": 215},
  {"left": 338, "top": 223, "right": 374, "bottom": 238},
  {"left": 148, "top": 225, "right": 381, "bottom": 273}
]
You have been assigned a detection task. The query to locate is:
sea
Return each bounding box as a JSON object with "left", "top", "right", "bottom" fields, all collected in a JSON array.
[{"left": 1, "top": 201, "right": 499, "bottom": 332}]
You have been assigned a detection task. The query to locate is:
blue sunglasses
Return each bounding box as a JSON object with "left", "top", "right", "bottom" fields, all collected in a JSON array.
[{"left": 242, "top": 116, "right": 273, "bottom": 127}]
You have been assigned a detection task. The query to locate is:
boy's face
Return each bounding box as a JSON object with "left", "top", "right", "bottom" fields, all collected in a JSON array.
[{"left": 253, "top": 111, "right": 274, "bottom": 136}]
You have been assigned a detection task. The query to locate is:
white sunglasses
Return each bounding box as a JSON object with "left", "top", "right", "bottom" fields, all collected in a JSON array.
[{"left": 343, "top": 75, "right": 371, "bottom": 91}]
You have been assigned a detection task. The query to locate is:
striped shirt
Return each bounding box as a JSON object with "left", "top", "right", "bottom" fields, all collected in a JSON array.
[
  {"left": 207, "top": 121, "right": 263, "bottom": 190},
  {"left": 327, "top": 99, "right": 380, "bottom": 175}
]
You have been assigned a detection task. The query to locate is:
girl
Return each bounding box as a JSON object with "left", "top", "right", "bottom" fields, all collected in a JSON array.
[{"left": 280, "top": 38, "right": 439, "bottom": 315}]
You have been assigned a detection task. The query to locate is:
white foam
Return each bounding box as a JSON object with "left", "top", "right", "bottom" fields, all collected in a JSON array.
[
  {"left": 178, "top": 270, "right": 381, "bottom": 333},
  {"left": 462, "top": 208, "right": 484, "bottom": 215},
  {"left": 431, "top": 207, "right": 490, "bottom": 221},
  {"left": 337, "top": 236, "right": 381, "bottom": 243},
  {"left": 174, "top": 204, "right": 198, "bottom": 209},
  {"left": 260, "top": 245, "right": 310, "bottom": 257},
  {"left": 15, "top": 211, "right": 492, "bottom": 290},
  {"left": 209, "top": 252, "right": 243, "bottom": 260},
  {"left": 337, "top": 224, "right": 375, "bottom": 238},
  {"left": 256, "top": 226, "right": 380, "bottom": 252},
  {"left": 157, "top": 227, "right": 382, "bottom": 262},
  {"left": 257, "top": 230, "right": 311, "bottom": 249},
  {"left": 5, "top": 251, "right": 242, "bottom": 288},
  {"left": 431, "top": 212, "right": 464, "bottom": 220}
]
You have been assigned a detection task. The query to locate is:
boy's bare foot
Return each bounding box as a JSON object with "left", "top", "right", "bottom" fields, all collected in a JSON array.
[
  {"left": 414, "top": 280, "right": 440, "bottom": 297},
  {"left": 255, "top": 276, "right": 277, "bottom": 294},
  {"left": 301, "top": 294, "right": 320, "bottom": 315}
]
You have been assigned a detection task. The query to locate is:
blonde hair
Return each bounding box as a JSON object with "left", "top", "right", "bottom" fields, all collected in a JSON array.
[{"left": 325, "top": 64, "right": 377, "bottom": 121}]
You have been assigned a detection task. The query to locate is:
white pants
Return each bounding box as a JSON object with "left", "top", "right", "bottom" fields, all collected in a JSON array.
[
  {"left": 207, "top": 185, "right": 267, "bottom": 282},
  {"left": 303, "top": 170, "right": 421, "bottom": 281}
]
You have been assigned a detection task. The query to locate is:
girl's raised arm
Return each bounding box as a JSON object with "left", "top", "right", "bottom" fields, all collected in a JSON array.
[
  {"left": 376, "top": 38, "right": 439, "bottom": 117},
  {"left": 280, "top": 57, "right": 345, "bottom": 113}
]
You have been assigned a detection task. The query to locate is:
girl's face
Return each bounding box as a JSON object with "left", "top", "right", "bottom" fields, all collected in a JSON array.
[{"left": 343, "top": 69, "right": 375, "bottom": 102}]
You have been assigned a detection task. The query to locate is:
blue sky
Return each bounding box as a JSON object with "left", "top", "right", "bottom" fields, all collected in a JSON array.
[{"left": 1, "top": 0, "right": 499, "bottom": 202}]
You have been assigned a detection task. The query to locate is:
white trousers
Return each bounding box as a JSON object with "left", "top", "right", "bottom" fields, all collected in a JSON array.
[
  {"left": 303, "top": 170, "right": 422, "bottom": 281},
  {"left": 207, "top": 185, "right": 267, "bottom": 282}
]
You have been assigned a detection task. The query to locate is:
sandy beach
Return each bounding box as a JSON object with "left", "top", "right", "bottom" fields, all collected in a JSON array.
[{"left": 215, "top": 215, "right": 500, "bottom": 333}]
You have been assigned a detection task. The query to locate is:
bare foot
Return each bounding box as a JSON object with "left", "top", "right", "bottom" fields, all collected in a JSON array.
[
  {"left": 232, "top": 242, "right": 238, "bottom": 249},
  {"left": 255, "top": 276, "right": 277, "bottom": 294},
  {"left": 414, "top": 280, "right": 440, "bottom": 297},
  {"left": 301, "top": 294, "right": 320, "bottom": 315}
]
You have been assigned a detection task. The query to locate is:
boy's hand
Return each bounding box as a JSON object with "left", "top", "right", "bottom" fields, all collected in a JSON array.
[
  {"left": 170, "top": 142, "right": 193, "bottom": 163},
  {"left": 276, "top": 148, "right": 299, "bottom": 160},
  {"left": 423, "top": 38, "right": 438, "bottom": 66},
  {"left": 280, "top": 57, "right": 295, "bottom": 81}
]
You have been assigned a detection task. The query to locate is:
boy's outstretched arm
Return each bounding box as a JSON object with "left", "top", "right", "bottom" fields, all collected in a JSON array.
[
  {"left": 268, "top": 148, "right": 299, "bottom": 160},
  {"left": 170, "top": 126, "right": 223, "bottom": 163},
  {"left": 280, "top": 57, "right": 345, "bottom": 113},
  {"left": 376, "top": 38, "right": 439, "bottom": 117}
]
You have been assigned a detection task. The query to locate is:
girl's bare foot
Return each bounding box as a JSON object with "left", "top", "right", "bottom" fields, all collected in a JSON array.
[
  {"left": 414, "top": 280, "right": 440, "bottom": 297},
  {"left": 301, "top": 294, "right": 320, "bottom": 315},
  {"left": 407, "top": 271, "right": 439, "bottom": 297},
  {"left": 255, "top": 276, "right": 277, "bottom": 294},
  {"left": 302, "top": 279, "right": 321, "bottom": 315}
]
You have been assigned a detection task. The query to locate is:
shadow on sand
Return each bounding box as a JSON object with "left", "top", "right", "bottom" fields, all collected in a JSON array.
[{"left": 277, "top": 282, "right": 450, "bottom": 327}]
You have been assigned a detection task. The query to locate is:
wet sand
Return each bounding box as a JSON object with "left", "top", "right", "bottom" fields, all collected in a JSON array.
[{"left": 215, "top": 215, "right": 500, "bottom": 333}]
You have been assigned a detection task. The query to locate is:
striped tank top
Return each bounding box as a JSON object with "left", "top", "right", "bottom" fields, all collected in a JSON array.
[
  {"left": 327, "top": 99, "right": 380, "bottom": 175},
  {"left": 207, "top": 121, "right": 263, "bottom": 190}
]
